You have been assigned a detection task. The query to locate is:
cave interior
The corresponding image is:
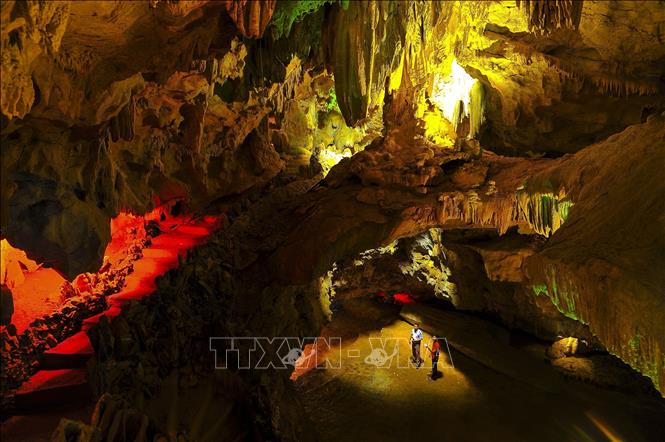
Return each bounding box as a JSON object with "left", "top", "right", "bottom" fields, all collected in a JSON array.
[{"left": 1, "top": 1, "right": 665, "bottom": 441}]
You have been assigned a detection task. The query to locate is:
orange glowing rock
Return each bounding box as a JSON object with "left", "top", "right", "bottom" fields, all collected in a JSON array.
[
  {"left": 1, "top": 239, "right": 66, "bottom": 333},
  {"left": 1, "top": 203, "right": 221, "bottom": 335},
  {"left": 1, "top": 239, "right": 42, "bottom": 289}
]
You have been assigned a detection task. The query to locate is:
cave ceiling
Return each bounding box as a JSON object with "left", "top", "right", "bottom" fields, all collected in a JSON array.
[{"left": 1, "top": 0, "right": 664, "bottom": 396}]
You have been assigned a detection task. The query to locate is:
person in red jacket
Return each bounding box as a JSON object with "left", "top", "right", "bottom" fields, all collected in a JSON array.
[{"left": 424, "top": 336, "right": 441, "bottom": 380}]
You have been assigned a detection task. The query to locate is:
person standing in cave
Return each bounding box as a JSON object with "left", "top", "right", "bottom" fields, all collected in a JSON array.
[
  {"left": 410, "top": 323, "right": 423, "bottom": 367},
  {"left": 425, "top": 336, "right": 442, "bottom": 380}
]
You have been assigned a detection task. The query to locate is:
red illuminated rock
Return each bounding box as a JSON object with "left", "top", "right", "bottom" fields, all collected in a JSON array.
[{"left": 0, "top": 1, "right": 664, "bottom": 430}]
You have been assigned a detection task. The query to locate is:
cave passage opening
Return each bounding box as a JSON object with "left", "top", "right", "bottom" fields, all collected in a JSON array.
[
  {"left": 290, "top": 228, "right": 665, "bottom": 442},
  {"left": 1, "top": 0, "right": 665, "bottom": 439}
]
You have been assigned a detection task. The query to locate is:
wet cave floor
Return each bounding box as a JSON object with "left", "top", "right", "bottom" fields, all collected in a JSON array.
[{"left": 293, "top": 300, "right": 665, "bottom": 442}]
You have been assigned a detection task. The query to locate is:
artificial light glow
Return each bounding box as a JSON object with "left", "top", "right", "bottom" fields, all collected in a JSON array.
[
  {"left": 318, "top": 148, "right": 352, "bottom": 175},
  {"left": 0, "top": 203, "right": 220, "bottom": 333},
  {"left": 422, "top": 111, "right": 455, "bottom": 146},
  {"left": 1, "top": 239, "right": 42, "bottom": 289},
  {"left": 431, "top": 59, "right": 478, "bottom": 129},
  {"left": 1, "top": 238, "right": 66, "bottom": 333},
  {"left": 393, "top": 293, "right": 416, "bottom": 304}
]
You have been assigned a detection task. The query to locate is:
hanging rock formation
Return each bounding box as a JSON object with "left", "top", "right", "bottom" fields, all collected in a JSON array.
[
  {"left": 0, "top": 0, "right": 70, "bottom": 119},
  {"left": 224, "top": 0, "right": 276, "bottom": 38},
  {"left": 516, "top": 0, "right": 583, "bottom": 33},
  {"left": 1, "top": 2, "right": 664, "bottom": 429},
  {"left": 328, "top": 0, "right": 405, "bottom": 126}
]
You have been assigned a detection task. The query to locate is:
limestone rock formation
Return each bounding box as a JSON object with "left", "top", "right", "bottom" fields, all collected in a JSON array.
[
  {"left": 0, "top": 1, "right": 70, "bottom": 119},
  {"left": 328, "top": 0, "right": 405, "bottom": 126},
  {"left": 216, "top": 114, "right": 664, "bottom": 394},
  {"left": 224, "top": 0, "right": 276, "bottom": 38},
  {"left": 524, "top": 114, "right": 665, "bottom": 393},
  {"left": 0, "top": 2, "right": 284, "bottom": 276},
  {"left": 1, "top": 2, "right": 664, "bottom": 434},
  {"left": 331, "top": 0, "right": 665, "bottom": 154}
]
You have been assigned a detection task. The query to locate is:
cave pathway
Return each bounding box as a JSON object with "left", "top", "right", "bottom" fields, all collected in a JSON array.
[
  {"left": 11, "top": 213, "right": 221, "bottom": 414},
  {"left": 295, "top": 301, "right": 665, "bottom": 442}
]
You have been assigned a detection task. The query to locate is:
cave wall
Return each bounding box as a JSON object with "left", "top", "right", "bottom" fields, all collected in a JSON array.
[
  {"left": 1, "top": 0, "right": 664, "bottom": 401},
  {"left": 225, "top": 114, "right": 665, "bottom": 394},
  {"left": 3, "top": 0, "right": 665, "bottom": 273},
  {"left": 524, "top": 114, "right": 665, "bottom": 393},
  {"left": 1, "top": 1, "right": 286, "bottom": 276},
  {"left": 464, "top": 1, "right": 665, "bottom": 155}
]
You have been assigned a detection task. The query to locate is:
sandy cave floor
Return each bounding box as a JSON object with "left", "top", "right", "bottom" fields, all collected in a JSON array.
[
  {"left": 3, "top": 299, "right": 665, "bottom": 441},
  {"left": 294, "top": 300, "right": 665, "bottom": 442}
]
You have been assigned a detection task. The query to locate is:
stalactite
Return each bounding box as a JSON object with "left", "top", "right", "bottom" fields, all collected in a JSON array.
[
  {"left": 435, "top": 188, "right": 573, "bottom": 238},
  {"left": 329, "top": 0, "right": 406, "bottom": 126},
  {"left": 514, "top": 192, "right": 573, "bottom": 237},
  {"left": 591, "top": 75, "right": 660, "bottom": 97},
  {"left": 271, "top": 55, "right": 302, "bottom": 115},
  {"left": 516, "top": 0, "right": 583, "bottom": 34},
  {"left": 223, "top": 0, "right": 276, "bottom": 39},
  {"left": 109, "top": 97, "right": 135, "bottom": 143},
  {"left": 452, "top": 100, "right": 464, "bottom": 133},
  {"left": 544, "top": 55, "right": 659, "bottom": 97},
  {"left": 468, "top": 81, "right": 485, "bottom": 139}
]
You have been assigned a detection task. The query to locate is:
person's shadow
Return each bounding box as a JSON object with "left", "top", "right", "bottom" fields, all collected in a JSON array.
[{"left": 430, "top": 371, "right": 443, "bottom": 381}]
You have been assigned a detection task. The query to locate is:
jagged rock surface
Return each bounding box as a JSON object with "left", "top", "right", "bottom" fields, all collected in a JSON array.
[
  {"left": 524, "top": 114, "right": 665, "bottom": 394},
  {"left": 325, "top": 0, "right": 665, "bottom": 154},
  {"left": 328, "top": 0, "right": 405, "bottom": 126},
  {"left": 1, "top": 0, "right": 664, "bottom": 416},
  {"left": 224, "top": 0, "right": 276, "bottom": 38},
  {"left": 1, "top": 2, "right": 285, "bottom": 276},
  {"left": 222, "top": 116, "right": 665, "bottom": 394}
]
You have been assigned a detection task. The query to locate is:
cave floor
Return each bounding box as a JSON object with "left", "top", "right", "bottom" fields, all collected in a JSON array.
[
  {"left": 0, "top": 401, "right": 95, "bottom": 441},
  {"left": 294, "top": 300, "right": 665, "bottom": 442}
]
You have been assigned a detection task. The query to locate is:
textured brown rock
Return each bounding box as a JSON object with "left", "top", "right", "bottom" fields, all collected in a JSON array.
[
  {"left": 524, "top": 114, "right": 665, "bottom": 395},
  {"left": 0, "top": 1, "right": 70, "bottom": 119},
  {"left": 1, "top": 0, "right": 231, "bottom": 124},
  {"left": 328, "top": 0, "right": 405, "bottom": 126},
  {"left": 1, "top": 0, "right": 664, "bottom": 421},
  {"left": 224, "top": 0, "right": 276, "bottom": 38},
  {"left": 460, "top": 1, "right": 665, "bottom": 154},
  {"left": 546, "top": 337, "right": 589, "bottom": 359},
  {"left": 0, "top": 21, "right": 281, "bottom": 275},
  {"left": 51, "top": 418, "right": 98, "bottom": 442}
]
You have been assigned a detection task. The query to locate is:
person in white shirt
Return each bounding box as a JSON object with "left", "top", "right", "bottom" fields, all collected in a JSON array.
[{"left": 410, "top": 323, "right": 424, "bottom": 367}]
